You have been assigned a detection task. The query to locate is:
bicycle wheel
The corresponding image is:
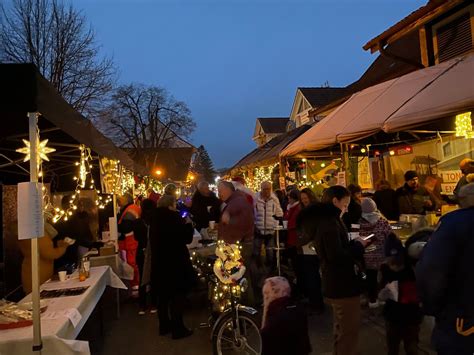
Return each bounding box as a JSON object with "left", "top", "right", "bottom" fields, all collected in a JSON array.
[{"left": 212, "top": 310, "right": 262, "bottom": 355}]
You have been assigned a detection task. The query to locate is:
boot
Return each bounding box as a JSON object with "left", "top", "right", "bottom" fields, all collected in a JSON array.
[
  {"left": 171, "top": 316, "right": 193, "bottom": 340},
  {"left": 158, "top": 313, "right": 172, "bottom": 336}
]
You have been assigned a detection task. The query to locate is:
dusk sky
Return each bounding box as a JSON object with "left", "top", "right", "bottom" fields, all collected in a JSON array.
[{"left": 76, "top": 0, "right": 426, "bottom": 168}]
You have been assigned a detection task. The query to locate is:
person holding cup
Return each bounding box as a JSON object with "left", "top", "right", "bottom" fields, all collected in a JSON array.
[{"left": 190, "top": 181, "right": 220, "bottom": 240}]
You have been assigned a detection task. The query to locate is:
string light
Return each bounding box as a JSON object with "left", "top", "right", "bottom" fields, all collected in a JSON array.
[
  {"left": 455, "top": 112, "right": 474, "bottom": 139},
  {"left": 52, "top": 145, "right": 106, "bottom": 223},
  {"left": 244, "top": 164, "right": 278, "bottom": 191}
]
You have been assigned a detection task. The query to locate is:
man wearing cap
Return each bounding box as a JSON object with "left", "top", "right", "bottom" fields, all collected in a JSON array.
[
  {"left": 396, "top": 170, "right": 435, "bottom": 215},
  {"left": 416, "top": 183, "right": 474, "bottom": 355},
  {"left": 453, "top": 158, "right": 474, "bottom": 202}
]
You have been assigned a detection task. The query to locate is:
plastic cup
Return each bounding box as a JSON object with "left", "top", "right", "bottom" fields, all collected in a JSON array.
[
  {"left": 58, "top": 271, "right": 67, "bottom": 282},
  {"left": 282, "top": 221, "right": 288, "bottom": 229},
  {"left": 209, "top": 221, "right": 216, "bottom": 229}
]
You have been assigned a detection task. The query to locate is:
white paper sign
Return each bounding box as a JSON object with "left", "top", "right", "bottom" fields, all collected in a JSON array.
[
  {"left": 109, "top": 217, "right": 118, "bottom": 240},
  {"left": 337, "top": 171, "right": 346, "bottom": 187},
  {"left": 17, "top": 182, "right": 44, "bottom": 240},
  {"left": 42, "top": 308, "right": 82, "bottom": 328}
]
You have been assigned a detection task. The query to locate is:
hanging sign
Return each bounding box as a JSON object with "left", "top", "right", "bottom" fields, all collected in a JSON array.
[
  {"left": 337, "top": 171, "right": 346, "bottom": 187},
  {"left": 17, "top": 182, "right": 44, "bottom": 240}
]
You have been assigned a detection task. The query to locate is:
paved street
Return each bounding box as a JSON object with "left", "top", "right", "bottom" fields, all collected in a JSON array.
[{"left": 79, "top": 288, "right": 436, "bottom": 355}]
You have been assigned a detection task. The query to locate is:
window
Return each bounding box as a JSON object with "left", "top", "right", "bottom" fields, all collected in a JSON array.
[
  {"left": 432, "top": 7, "right": 473, "bottom": 63},
  {"left": 443, "top": 142, "right": 452, "bottom": 158}
]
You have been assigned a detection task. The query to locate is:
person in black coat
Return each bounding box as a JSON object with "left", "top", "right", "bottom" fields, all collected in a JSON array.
[
  {"left": 416, "top": 183, "right": 474, "bottom": 355},
  {"left": 298, "top": 186, "right": 367, "bottom": 355},
  {"left": 343, "top": 184, "right": 363, "bottom": 230},
  {"left": 373, "top": 179, "right": 399, "bottom": 221},
  {"left": 190, "top": 181, "right": 220, "bottom": 237},
  {"left": 150, "top": 194, "right": 196, "bottom": 339}
]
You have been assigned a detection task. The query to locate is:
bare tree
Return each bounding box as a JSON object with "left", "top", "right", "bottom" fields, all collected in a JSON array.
[
  {"left": 99, "top": 83, "right": 196, "bottom": 151},
  {"left": 0, "top": 0, "right": 115, "bottom": 116}
]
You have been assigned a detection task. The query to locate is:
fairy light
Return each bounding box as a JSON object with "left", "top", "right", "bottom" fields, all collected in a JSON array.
[
  {"left": 244, "top": 163, "right": 278, "bottom": 191},
  {"left": 455, "top": 112, "right": 474, "bottom": 139},
  {"left": 52, "top": 145, "right": 106, "bottom": 223}
]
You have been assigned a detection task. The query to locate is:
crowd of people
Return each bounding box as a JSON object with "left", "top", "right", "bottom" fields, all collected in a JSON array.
[{"left": 15, "top": 157, "right": 474, "bottom": 354}]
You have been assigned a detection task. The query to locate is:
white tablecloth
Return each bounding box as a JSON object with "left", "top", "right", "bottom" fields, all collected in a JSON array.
[{"left": 0, "top": 266, "right": 126, "bottom": 355}]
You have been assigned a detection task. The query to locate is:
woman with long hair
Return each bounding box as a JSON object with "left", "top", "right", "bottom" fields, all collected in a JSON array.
[{"left": 298, "top": 186, "right": 368, "bottom": 355}]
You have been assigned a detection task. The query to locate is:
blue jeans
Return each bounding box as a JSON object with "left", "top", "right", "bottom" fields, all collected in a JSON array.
[{"left": 252, "top": 233, "right": 275, "bottom": 267}]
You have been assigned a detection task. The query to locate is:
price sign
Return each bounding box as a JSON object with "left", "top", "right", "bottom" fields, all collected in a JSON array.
[{"left": 17, "top": 182, "right": 44, "bottom": 239}]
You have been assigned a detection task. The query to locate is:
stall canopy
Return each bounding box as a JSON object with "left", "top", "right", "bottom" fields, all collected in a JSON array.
[
  {"left": 384, "top": 52, "right": 474, "bottom": 132},
  {"left": 231, "top": 125, "right": 311, "bottom": 171},
  {"left": 281, "top": 52, "right": 474, "bottom": 157},
  {"left": 0, "top": 63, "right": 147, "bottom": 177}
]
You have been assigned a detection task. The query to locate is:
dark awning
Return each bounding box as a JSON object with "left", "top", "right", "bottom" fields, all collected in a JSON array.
[
  {"left": 231, "top": 125, "right": 311, "bottom": 171},
  {"left": 0, "top": 63, "right": 147, "bottom": 176}
]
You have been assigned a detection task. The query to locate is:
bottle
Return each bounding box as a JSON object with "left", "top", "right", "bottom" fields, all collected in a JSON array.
[{"left": 79, "top": 260, "right": 87, "bottom": 282}]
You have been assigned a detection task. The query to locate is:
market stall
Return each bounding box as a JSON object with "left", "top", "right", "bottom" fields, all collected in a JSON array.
[
  {"left": 0, "top": 266, "right": 126, "bottom": 355},
  {"left": 0, "top": 63, "right": 147, "bottom": 353}
]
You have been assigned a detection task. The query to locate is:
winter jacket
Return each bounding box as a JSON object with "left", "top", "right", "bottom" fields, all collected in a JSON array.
[
  {"left": 396, "top": 184, "right": 435, "bottom": 215},
  {"left": 298, "top": 203, "right": 365, "bottom": 299},
  {"left": 19, "top": 224, "right": 67, "bottom": 293},
  {"left": 373, "top": 188, "right": 399, "bottom": 221},
  {"left": 380, "top": 263, "right": 423, "bottom": 325},
  {"left": 261, "top": 297, "right": 312, "bottom": 355},
  {"left": 342, "top": 199, "right": 362, "bottom": 230},
  {"left": 190, "top": 190, "right": 221, "bottom": 230},
  {"left": 360, "top": 215, "right": 392, "bottom": 270},
  {"left": 453, "top": 175, "right": 468, "bottom": 202},
  {"left": 285, "top": 202, "right": 301, "bottom": 247},
  {"left": 117, "top": 203, "right": 142, "bottom": 240},
  {"left": 150, "top": 207, "right": 195, "bottom": 296},
  {"left": 416, "top": 207, "right": 474, "bottom": 351},
  {"left": 255, "top": 193, "right": 284, "bottom": 235},
  {"left": 218, "top": 191, "right": 255, "bottom": 244}
]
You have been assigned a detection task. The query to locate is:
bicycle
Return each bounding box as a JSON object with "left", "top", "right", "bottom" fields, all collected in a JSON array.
[{"left": 192, "top": 242, "right": 262, "bottom": 355}]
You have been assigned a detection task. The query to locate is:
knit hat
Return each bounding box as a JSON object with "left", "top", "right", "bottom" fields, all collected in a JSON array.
[
  {"left": 404, "top": 170, "right": 418, "bottom": 182},
  {"left": 361, "top": 198, "right": 377, "bottom": 213},
  {"left": 384, "top": 234, "right": 404, "bottom": 258},
  {"left": 460, "top": 158, "right": 474, "bottom": 171},
  {"left": 262, "top": 277, "right": 291, "bottom": 329}
]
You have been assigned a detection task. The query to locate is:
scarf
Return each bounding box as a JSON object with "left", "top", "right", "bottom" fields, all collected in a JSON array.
[{"left": 262, "top": 276, "right": 291, "bottom": 329}]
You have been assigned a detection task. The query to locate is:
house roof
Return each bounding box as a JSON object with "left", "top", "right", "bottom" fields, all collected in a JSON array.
[
  {"left": 311, "top": 30, "right": 422, "bottom": 116},
  {"left": 363, "top": 0, "right": 465, "bottom": 53},
  {"left": 256, "top": 117, "right": 289, "bottom": 134},
  {"left": 298, "top": 87, "right": 349, "bottom": 108},
  {"left": 232, "top": 125, "right": 311, "bottom": 171}
]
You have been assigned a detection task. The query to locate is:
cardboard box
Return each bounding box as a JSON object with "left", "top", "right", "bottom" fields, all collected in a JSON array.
[{"left": 99, "top": 245, "right": 115, "bottom": 256}]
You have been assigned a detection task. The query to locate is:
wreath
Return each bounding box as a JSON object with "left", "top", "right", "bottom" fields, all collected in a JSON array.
[{"left": 213, "top": 241, "right": 246, "bottom": 284}]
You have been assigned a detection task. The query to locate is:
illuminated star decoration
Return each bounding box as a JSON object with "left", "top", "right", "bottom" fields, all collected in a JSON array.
[{"left": 16, "top": 138, "right": 56, "bottom": 166}]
